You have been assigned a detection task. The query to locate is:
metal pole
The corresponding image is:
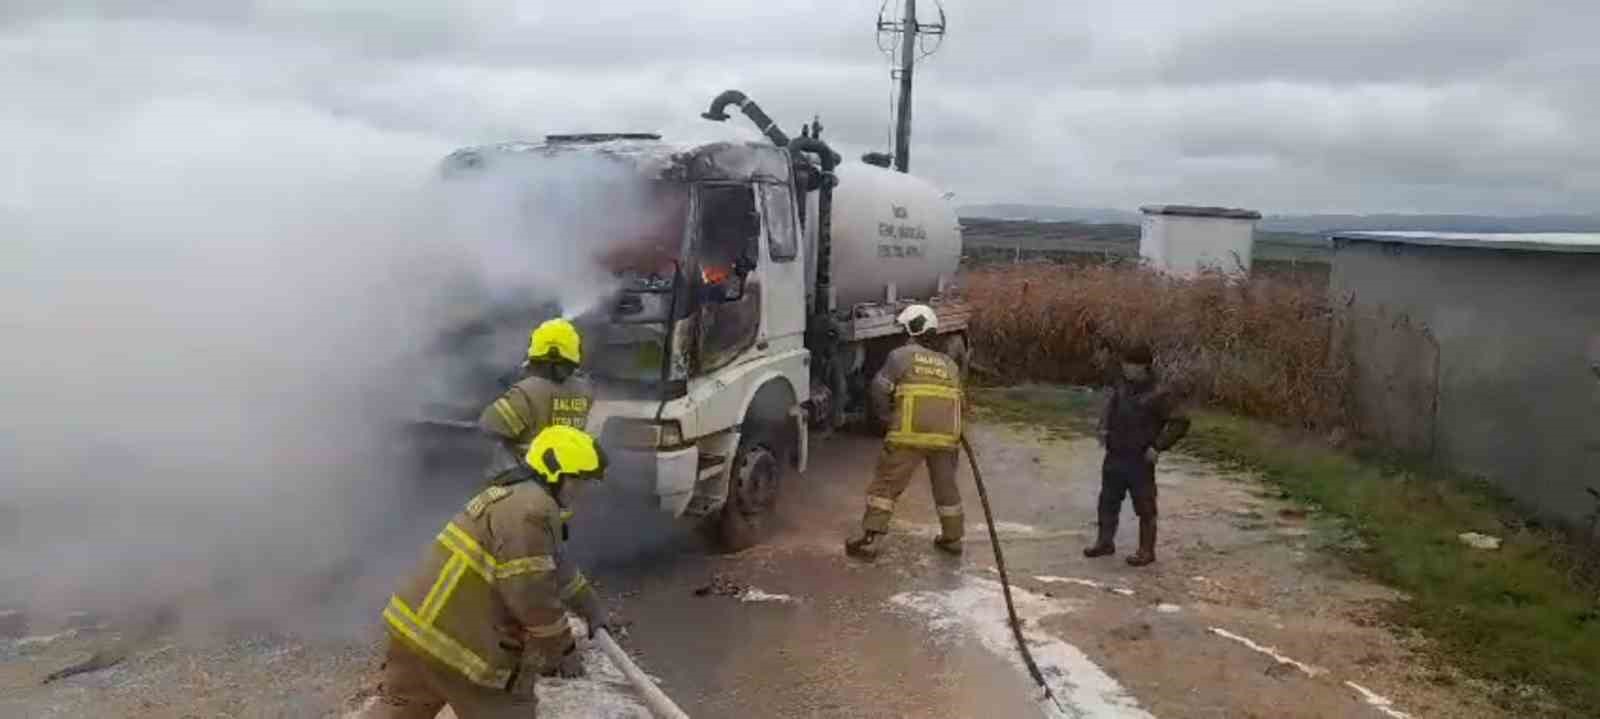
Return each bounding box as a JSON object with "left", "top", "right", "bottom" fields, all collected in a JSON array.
[
  {"left": 893, "top": 0, "right": 917, "bottom": 173},
  {"left": 593, "top": 628, "right": 691, "bottom": 719}
]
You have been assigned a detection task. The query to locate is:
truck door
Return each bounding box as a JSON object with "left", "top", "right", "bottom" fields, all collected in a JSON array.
[
  {"left": 757, "top": 182, "right": 805, "bottom": 351},
  {"left": 695, "top": 184, "right": 763, "bottom": 373}
]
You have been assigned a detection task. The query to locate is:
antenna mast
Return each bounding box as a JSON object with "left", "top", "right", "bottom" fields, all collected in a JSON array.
[{"left": 877, "top": 0, "right": 946, "bottom": 173}]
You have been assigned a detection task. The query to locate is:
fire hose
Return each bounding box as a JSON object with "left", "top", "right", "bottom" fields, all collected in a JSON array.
[
  {"left": 961, "top": 434, "right": 1066, "bottom": 714},
  {"left": 591, "top": 627, "right": 690, "bottom": 719},
  {"left": 590, "top": 435, "right": 1055, "bottom": 719},
  {"left": 598, "top": 437, "right": 1055, "bottom": 719}
]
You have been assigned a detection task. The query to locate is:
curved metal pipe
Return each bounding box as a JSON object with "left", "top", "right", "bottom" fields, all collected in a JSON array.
[
  {"left": 702, "top": 89, "right": 791, "bottom": 147},
  {"left": 787, "top": 136, "right": 840, "bottom": 170},
  {"left": 788, "top": 136, "right": 838, "bottom": 320},
  {"left": 791, "top": 133, "right": 850, "bottom": 425}
]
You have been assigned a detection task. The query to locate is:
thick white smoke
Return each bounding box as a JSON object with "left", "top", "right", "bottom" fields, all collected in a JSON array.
[{"left": 0, "top": 28, "right": 681, "bottom": 636}]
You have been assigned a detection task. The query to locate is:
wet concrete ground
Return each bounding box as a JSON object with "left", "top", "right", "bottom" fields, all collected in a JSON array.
[{"left": 1, "top": 418, "right": 1507, "bottom": 718}]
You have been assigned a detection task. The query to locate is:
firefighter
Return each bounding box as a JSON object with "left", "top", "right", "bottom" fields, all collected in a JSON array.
[
  {"left": 373, "top": 425, "right": 612, "bottom": 719},
  {"left": 846, "top": 304, "right": 967, "bottom": 561},
  {"left": 479, "top": 318, "right": 594, "bottom": 485},
  {"left": 1083, "top": 344, "right": 1190, "bottom": 567}
]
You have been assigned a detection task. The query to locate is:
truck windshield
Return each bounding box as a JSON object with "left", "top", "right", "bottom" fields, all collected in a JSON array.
[
  {"left": 579, "top": 181, "right": 691, "bottom": 392},
  {"left": 595, "top": 182, "right": 690, "bottom": 291}
]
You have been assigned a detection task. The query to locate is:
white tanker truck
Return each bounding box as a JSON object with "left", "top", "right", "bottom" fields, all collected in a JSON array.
[{"left": 429, "top": 91, "right": 969, "bottom": 548}]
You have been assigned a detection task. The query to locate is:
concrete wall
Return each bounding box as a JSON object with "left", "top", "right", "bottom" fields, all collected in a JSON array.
[
  {"left": 1139, "top": 215, "right": 1257, "bottom": 277},
  {"left": 1330, "top": 241, "right": 1600, "bottom": 524},
  {"left": 1331, "top": 305, "right": 1439, "bottom": 455}
]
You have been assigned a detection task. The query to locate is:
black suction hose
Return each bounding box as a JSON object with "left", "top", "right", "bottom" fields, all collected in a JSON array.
[
  {"left": 702, "top": 89, "right": 790, "bottom": 147},
  {"left": 961, "top": 433, "right": 1065, "bottom": 713}
]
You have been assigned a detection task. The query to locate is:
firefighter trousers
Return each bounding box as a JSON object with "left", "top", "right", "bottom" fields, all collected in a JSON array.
[
  {"left": 371, "top": 641, "right": 538, "bottom": 719},
  {"left": 861, "top": 444, "right": 963, "bottom": 540}
]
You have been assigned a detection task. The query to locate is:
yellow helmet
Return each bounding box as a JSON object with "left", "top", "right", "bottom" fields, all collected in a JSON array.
[
  {"left": 528, "top": 318, "right": 582, "bottom": 365},
  {"left": 525, "top": 425, "right": 607, "bottom": 484}
]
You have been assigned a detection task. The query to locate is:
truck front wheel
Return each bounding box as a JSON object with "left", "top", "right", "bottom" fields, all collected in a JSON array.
[{"left": 718, "top": 439, "right": 782, "bottom": 551}]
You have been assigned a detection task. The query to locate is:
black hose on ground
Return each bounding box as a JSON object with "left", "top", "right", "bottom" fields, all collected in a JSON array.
[{"left": 960, "top": 433, "right": 1065, "bottom": 713}]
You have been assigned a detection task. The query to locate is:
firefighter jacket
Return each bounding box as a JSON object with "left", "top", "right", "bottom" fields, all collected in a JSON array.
[
  {"left": 1098, "top": 376, "right": 1190, "bottom": 456},
  {"left": 872, "top": 341, "right": 965, "bottom": 450},
  {"left": 479, "top": 374, "right": 594, "bottom": 484},
  {"left": 382, "top": 482, "right": 597, "bottom": 690}
]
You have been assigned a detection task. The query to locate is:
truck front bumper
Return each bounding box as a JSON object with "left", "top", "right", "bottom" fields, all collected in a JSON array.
[{"left": 608, "top": 445, "right": 699, "bottom": 518}]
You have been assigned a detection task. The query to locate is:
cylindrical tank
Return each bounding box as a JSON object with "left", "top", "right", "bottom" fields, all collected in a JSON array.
[{"left": 807, "top": 162, "right": 961, "bottom": 309}]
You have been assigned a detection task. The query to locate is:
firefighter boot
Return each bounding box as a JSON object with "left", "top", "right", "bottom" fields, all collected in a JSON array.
[
  {"left": 934, "top": 510, "right": 964, "bottom": 556},
  {"left": 846, "top": 531, "right": 885, "bottom": 561},
  {"left": 1126, "top": 517, "right": 1157, "bottom": 567},
  {"left": 1082, "top": 508, "right": 1118, "bottom": 558}
]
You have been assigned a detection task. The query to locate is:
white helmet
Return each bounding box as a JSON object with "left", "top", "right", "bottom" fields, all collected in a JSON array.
[{"left": 895, "top": 304, "right": 938, "bottom": 337}]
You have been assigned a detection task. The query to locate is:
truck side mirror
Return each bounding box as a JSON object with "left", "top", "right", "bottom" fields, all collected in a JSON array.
[
  {"left": 722, "top": 259, "right": 753, "bottom": 302},
  {"left": 743, "top": 209, "right": 762, "bottom": 254}
]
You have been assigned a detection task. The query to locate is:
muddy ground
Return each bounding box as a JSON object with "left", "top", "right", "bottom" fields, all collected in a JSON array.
[{"left": 0, "top": 418, "right": 1507, "bottom": 718}]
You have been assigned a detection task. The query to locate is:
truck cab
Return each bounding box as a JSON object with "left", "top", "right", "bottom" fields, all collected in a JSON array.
[{"left": 427, "top": 103, "right": 967, "bottom": 548}]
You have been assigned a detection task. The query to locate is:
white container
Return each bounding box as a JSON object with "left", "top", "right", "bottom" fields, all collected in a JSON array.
[
  {"left": 1139, "top": 205, "right": 1261, "bottom": 278},
  {"left": 807, "top": 162, "right": 963, "bottom": 309}
]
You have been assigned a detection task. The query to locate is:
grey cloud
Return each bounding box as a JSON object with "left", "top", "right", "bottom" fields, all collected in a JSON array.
[
  {"left": 4, "top": 2, "right": 1598, "bottom": 223},
  {"left": 1138, "top": 3, "right": 1550, "bottom": 87}
]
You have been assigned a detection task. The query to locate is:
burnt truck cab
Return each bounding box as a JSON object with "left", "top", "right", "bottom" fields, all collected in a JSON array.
[
  {"left": 433, "top": 134, "right": 815, "bottom": 542},
  {"left": 425, "top": 94, "right": 968, "bottom": 549}
]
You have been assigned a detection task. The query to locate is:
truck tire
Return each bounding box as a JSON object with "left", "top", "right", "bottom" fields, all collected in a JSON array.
[{"left": 717, "top": 437, "right": 783, "bottom": 552}]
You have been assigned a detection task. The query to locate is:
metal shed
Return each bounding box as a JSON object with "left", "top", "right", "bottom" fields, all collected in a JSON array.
[
  {"left": 1139, "top": 205, "right": 1262, "bottom": 278},
  {"left": 1329, "top": 231, "right": 1600, "bottom": 524}
]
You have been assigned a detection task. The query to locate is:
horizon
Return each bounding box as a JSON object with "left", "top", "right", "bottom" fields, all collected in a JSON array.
[{"left": 955, "top": 202, "right": 1600, "bottom": 224}]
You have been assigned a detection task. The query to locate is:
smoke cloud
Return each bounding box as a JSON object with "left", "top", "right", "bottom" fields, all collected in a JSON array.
[{"left": 0, "top": 27, "right": 688, "bottom": 637}]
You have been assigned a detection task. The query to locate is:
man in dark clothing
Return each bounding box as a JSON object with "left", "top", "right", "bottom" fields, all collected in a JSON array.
[{"left": 1083, "top": 345, "right": 1190, "bottom": 567}]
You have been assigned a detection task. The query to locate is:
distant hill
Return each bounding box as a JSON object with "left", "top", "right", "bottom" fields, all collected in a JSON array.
[
  {"left": 958, "top": 218, "right": 1331, "bottom": 264},
  {"left": 957, "top": 204, "right": 1143, "bottom": 225},
  {"left": 958, "top": 205, "right": 1600, "bottom": 235}
]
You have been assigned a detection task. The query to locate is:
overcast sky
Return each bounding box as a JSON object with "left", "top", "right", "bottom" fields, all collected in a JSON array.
[{"left": 4, "top": 0, "right": 1598, "bottom": 214}]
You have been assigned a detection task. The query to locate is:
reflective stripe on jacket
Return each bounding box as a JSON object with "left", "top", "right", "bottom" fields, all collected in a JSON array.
[
  {"left": 382, "top": 483, "right": 574, "bottom": 689},
  {"left": 874, "top": 342, "right": 964, "bottom": 450},
  {"left": 479, "top": 374, "right": 594, "bottom": 483},
  {"left": 480, "top": 375, "right": 594, "bottom": 443}
]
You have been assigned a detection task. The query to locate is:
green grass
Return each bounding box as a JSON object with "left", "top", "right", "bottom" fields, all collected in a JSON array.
[
  {"left": 973, "top": 386, "right": 1600, "bottom": 718},
  {"left": 971, "top": 384, "right": 1101, "bottom": 438}
]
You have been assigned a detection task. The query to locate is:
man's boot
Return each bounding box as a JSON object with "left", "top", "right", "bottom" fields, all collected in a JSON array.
[
  {"left": 1126, "top": 517, "right": 1157, "bottom": 566},
  {"left": 845, "top": 531, "right": 885, "bottom": 561},
  {"left": 1082, "top": 509, "right": 1118, "bottom": 558},
  {"left": 933, "top": 535, "right": 964, "bottom": 556}
]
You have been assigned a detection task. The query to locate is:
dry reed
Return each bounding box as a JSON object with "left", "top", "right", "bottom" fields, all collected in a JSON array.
[{"left": 963, "top": 263, "right": 1352, "bottom": 431}]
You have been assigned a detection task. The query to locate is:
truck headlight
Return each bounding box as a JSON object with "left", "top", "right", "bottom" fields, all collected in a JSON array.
[
  {"left": 656, "top": 420, "right": 684, "bottom": 448},
  {"left": 604, "top": 418, "right": 686, "bottom": 449}
]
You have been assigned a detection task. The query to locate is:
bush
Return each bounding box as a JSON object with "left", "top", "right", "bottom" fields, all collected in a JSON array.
[{"left": 963, "top": 264, "right": 1351, "bottom": 430}]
